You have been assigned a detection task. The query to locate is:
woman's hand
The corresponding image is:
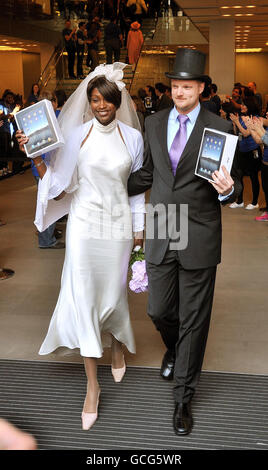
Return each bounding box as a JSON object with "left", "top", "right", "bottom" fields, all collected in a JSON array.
[
  {"left": 15, "top": 129, "right": 28, "bottom": 153},
  {"left": 252, "top": 116, "right": 266, "bottom": 136},
  {"left": 244, "top": 116, "right": 265, "bottom": 137},
  {"left": 229, "top": 113, "right": 239, "bottom": 124},
  {"left": 242, "top": 115, "right": 253, "bottom": 128},
  {"left": 133, "top": 231, "right": 144, "bottom": 250}
]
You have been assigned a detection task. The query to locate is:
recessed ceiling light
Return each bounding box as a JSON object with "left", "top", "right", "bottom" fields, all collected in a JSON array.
[
  {"left": 223, "top": 14, "right": 231, "bottom": 16},
  {"left": 0, "top": 46, "right": 27, "bottom": 51},
  {"left": 236, "top": 48, "right": 262, "bottom": 52},
  {"left": 221, "top": 6, "right": 229, "bottom": 9},
  {"left": 233, "top": 5, "right": 242, "bottom": 8},
  {"left": 246, "top": 13, "right": 254, "bottom": 16},
  {"left": 246, "top": 5, "right": 256, "bottom": 7}
]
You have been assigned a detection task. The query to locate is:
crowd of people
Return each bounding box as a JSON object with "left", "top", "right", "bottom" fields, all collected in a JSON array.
[
  {"left": 176, "top": 77, "right": 268, "bottom": 221},
  {"left": 56, "top": 0, "right": 164, "bottom": 22},
  {"left": 0, "top": 83, "right": 69, "bottom": 283},
  {"left": 221, "top": 81, "right": 268, "bottom": 219},
  {"left": 62, "top": 6, "right": 146, "bottom": 78}
]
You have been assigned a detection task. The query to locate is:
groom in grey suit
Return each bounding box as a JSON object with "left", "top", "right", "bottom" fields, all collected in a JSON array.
[{"left": 128, "top": 49, "right": 241, "bottom": 435}]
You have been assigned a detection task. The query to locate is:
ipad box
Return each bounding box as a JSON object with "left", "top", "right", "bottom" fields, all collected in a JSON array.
[
  {"left": 14, "top": 99, "right": 65, "bottom": 158},
  {"left": 195, "top": 127, "right": 238, "bottom": 182}
]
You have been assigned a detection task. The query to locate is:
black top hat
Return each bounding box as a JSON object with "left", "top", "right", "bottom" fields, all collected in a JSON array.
[{"left": 165, "top": 48, "right": 206, "bottom": 81}]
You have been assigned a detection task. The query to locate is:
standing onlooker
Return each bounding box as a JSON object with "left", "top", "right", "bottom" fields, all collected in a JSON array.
[
  {"left": 200, "top": 85, "right": 217, "bottom": 114},
  {"left": 104, "top": 16, "right": 123, "bottom": 64},
  {"left": 62, "top": 19, "right": 77, "bottom": 79},
  {"left": 127, "top": 0, "right": 147, "bottom": 25},
  {"left": 118, "top": 0, "right": 131, "bottom": 46},
  {"left": 248, "top": 81, "right": 262, "bottom": 115},
  {"left": 76, "top": 21, "right": 87, "bottom": 79},
  {"left": 131, "top": 95, "right": 145, "bottom": 133},
  {"left": 86, "top": 16, "right": 102, "bottom": 71},
  {"left": 27, "top": 83, "right": 40, "bottom": 106},
  {"left": 55, "top": 89, "right": 67, "bottom": 113},
  {"left": 229, "top": 98, "right": 261, "bottom": 210},
  {"left": 154, "top": 82, "right": 173, "bottom": 112},
  {"left": 126, "top": 21, "right": 143, "bottom": 69},
  {"left": 0, "top": 90, "right": 16, "bottom": 176},
  {"left": 144, "top": 85, "right": 157, "bottom": 115},
  {"left": 222, "top": 86, "right": 243, "bottom": 118},
  {"left": 210, "top": 83, "right": 221, "bottom": 116}
]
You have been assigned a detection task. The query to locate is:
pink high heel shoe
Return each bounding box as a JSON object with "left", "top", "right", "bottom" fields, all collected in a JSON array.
[
  {"left": 81, "top": 389, "right": 100, "bottom": 431},
  {"left": 111, "top": 358, "right": 126, "bottom": 383}
]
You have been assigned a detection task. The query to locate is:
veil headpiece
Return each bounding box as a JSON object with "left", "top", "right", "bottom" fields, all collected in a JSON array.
[{"left": 57, "top": 62, "right": 140, "bottom": 137}]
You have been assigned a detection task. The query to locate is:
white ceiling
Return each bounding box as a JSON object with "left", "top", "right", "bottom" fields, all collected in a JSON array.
[{"left": 176, "top": 0, "right": 268, "bottom": 52}]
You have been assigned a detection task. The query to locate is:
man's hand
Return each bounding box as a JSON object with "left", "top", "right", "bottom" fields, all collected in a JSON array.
[{"left": 210, "top": 165, "right": 234, "bottom": 196}]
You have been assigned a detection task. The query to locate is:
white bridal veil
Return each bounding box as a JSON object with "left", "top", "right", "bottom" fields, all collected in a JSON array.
[{"left": 35, "top": 62, "right": 142, "bottom": 232}]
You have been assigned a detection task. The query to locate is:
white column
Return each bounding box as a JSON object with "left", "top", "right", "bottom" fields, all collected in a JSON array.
[{"left": 209, "top": 20, "right": 235, "bottom": 95}]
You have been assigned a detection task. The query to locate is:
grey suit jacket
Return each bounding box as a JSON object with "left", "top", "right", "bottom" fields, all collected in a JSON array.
[{"left": 128, "top": 106, "right": 241, "bottom": 268}]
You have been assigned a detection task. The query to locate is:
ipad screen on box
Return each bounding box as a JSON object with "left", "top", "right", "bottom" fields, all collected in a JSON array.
[
  {"left": 196, "top": 130, "right": 226, "bottom": 181},
  {"left": 18, "top": 102, "right": 57, "bottom": 156}
]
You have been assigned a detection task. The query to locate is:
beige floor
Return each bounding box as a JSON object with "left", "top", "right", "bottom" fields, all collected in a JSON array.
[{"left": 0, "top": 169, "right": 268, "bottom": 374}]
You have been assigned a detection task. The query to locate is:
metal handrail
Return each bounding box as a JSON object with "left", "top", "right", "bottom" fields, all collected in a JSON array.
[{"left": 38, "top": 41, "right": 65, "bottom": 91}]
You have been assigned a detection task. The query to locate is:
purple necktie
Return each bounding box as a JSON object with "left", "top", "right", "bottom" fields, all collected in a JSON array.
[{"left": 169, "top": 114, "right": 189, "bottom": 175}]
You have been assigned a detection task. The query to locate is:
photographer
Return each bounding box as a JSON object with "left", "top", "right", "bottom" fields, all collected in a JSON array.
[{"left": 0, "top": 90, "right": 20, "bottom": 176}]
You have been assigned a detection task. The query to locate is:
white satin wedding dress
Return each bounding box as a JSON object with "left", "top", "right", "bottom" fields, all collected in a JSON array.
[{"left": 39, "top": 118, "right": 138, "bottom": 357}]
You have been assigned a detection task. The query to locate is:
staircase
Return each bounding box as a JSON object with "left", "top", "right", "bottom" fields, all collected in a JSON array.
[{"left": 57, "top": 18, "right": 157, "bottom": 97}]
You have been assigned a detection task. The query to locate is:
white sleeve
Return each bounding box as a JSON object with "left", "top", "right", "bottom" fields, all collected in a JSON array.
[{"left": 128, "top": 132, "right": 146, "bottom": 233}]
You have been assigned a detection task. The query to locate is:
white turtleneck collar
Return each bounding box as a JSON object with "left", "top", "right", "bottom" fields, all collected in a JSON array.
[{"left": 93, "top": 117, "right": 117, "bottom": 133}]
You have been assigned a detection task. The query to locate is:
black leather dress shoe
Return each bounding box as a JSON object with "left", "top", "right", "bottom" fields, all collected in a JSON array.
[
  {"left": 173, "top": 402, "right": 193, "bottom": 436},
  {"left": 160, "top": 350, "right": 175, "bottom": 380}
]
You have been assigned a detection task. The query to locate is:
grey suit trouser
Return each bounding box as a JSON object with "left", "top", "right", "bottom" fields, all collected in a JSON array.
[{"left": 146, "top": 249, "right": 217, "bottom": 403}]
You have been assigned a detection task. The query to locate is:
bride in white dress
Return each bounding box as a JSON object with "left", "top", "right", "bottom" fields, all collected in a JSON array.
[{"left": 17, "top": 64, "right": 145, "bottom": 431}]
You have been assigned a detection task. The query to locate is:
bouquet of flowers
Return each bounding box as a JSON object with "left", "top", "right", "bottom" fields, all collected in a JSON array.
[{"left": 129, "top": 245, "right": 148, "bottom": 293}]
